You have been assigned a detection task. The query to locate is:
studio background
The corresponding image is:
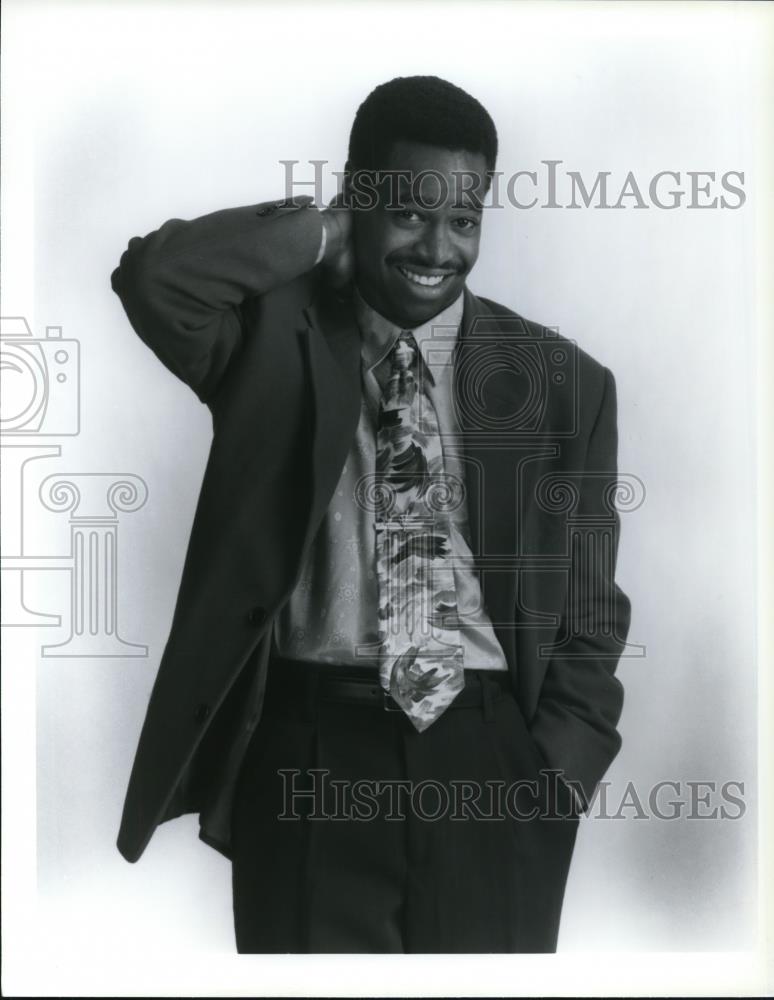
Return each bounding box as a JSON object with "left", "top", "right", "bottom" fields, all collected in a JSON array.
[{"left": 3, "top": 0, "right": 767, "bottom": 995}]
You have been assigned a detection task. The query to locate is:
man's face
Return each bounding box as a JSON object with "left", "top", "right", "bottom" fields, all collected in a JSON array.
[{"left": 349, "top": 140, "right": 487, "bottom": 328}]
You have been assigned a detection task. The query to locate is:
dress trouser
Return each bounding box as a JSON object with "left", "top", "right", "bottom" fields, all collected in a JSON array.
[{"left": 230, "top": 654, "right": 580, "bottom": 953}]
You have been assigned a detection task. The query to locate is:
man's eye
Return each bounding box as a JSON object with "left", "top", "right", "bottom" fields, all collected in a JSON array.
[
  {"left": 398, "top": 209, "right": 422, "bottom": 221},
  {"left": 453, "top": 217, "right": 479, "bottom": 230}
]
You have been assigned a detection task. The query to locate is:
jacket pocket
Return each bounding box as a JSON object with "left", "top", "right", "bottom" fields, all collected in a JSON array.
[
  {"left": 488, "top": 691, "right": 547, "bottom": 785},
  {"left": 488, "top": 692, "right": 581, "bottom": 825}
]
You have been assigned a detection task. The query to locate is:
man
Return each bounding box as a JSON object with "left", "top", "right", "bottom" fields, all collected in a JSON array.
[{"left": 111, "top": 75, "right": 630, "bottom": 953}]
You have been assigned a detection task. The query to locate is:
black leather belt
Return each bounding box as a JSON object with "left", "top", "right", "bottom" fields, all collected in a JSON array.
[{"left": 265, "top": 654, "right": 513, "bottom": 712}]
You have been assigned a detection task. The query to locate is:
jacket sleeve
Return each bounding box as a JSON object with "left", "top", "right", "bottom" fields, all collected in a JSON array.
[
  {"left": 529, "top": 365, "right": 631, "bottom": 811},
  {"left": 110, "top": 196, "right": 325, "bottom": 405}
]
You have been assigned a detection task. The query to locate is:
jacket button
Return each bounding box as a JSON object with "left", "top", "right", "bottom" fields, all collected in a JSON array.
[
  {"left": 194, "top": 703, "right": 210, "bottom": 723},
  {"left": 248, "top": 605, "right": 267, "bottom": 626}
]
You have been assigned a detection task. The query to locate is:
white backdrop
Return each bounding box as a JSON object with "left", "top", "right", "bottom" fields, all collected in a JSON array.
[{"left": 2, "top": 1, "right": 770, "bottom": 996}]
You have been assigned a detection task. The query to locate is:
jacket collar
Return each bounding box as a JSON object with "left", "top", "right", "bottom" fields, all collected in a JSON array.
[{"left": 302, "top": 279, "right": 503, "bottom": 379}]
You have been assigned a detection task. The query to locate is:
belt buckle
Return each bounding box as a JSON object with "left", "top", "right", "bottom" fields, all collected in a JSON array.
[{"left": 382, "top": 689, "right": 403, "bottom": 712}]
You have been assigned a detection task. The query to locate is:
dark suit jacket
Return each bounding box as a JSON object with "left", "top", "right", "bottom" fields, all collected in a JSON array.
[{"left": 110, "top": 194, "right": 631, "bottom": 864}]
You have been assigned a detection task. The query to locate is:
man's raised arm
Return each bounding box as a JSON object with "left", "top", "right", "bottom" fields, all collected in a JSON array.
[{"left": 110, "top": 195, "right": 329, "bottom": 405}]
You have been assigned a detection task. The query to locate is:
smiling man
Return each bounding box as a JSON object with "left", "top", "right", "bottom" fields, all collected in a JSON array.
[
  {"left": 111, "top": 75, "right": 630, "bottom": 954},
  {"left": 344, "top": 144, "right": 487, "bottom": 326}
]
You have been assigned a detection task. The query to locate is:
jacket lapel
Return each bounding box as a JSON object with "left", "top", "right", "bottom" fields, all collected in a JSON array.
[
  {"left": 453, "top": 287, "right": 523, "bottom": 565},
  {"left": 453, "top": 287, "right": 565, "bottom": 698},
  {"left": 295, "top": 285, "right": 363, "bottom": 569}
]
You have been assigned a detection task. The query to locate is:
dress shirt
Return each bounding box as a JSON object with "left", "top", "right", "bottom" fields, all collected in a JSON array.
[{"left": 272, "top": 277, "right": 509, "bottom": 671}]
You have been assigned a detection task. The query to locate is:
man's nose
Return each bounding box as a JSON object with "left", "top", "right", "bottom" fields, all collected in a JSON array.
[{"left": 416, "top": 222, "right": 454, "bottom": 267}]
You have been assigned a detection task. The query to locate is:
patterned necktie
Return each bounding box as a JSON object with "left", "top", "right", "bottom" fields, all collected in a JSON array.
[{"left": 373, "top": 329, "right": 465, "bottom": 732}]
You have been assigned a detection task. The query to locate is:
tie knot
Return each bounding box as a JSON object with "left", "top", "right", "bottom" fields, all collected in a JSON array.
[{"left": 391, "top": 330, "right": 417, "bottom": 372}]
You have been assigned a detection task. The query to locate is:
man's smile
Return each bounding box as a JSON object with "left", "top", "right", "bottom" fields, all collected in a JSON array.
[{"left": 394, "top": 262, "right": 458, "bottom": 292}]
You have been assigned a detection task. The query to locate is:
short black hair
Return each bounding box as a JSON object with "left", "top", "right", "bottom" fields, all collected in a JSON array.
[{"left": 347, "top": 75, "right": 498, "bottom": 178}]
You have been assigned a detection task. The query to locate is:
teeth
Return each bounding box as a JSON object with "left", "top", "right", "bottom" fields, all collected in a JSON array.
[{"left": 398, "top": 266, "right": 447, "bottom": 287}]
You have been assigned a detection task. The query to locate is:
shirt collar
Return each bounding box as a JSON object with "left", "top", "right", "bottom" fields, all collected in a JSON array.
[{"left": 354, "top": 286, "right": 464, "bottom": 386}]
